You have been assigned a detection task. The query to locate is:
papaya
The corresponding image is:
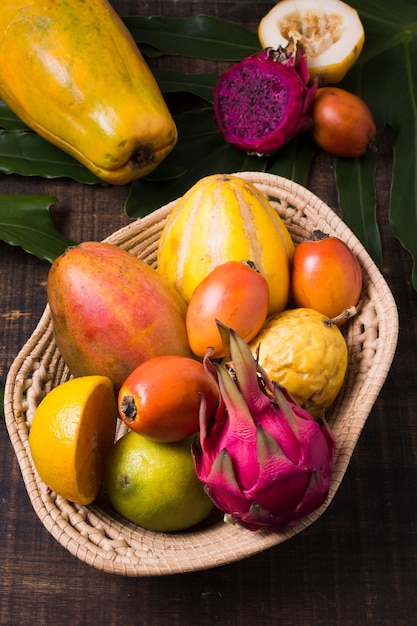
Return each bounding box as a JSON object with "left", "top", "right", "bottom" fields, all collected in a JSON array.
[
  {"left": 47, "top": 242, "right": 193, "bottom": 389},
  {"left": 0, "top": 1, "right": 177, "bottom": 184}
]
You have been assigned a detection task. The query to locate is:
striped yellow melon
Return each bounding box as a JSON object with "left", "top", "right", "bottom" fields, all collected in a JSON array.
[{"left": 157, "top": 174, "right": 294, "bottom": 315}]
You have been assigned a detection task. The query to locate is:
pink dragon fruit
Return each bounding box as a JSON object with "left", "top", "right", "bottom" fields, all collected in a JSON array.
[
  {"left": 192, "top": 322, "right": 336, "bottom": 532},
  {"left": 213, "top": 39, "right": 318, "bottom": 156}
]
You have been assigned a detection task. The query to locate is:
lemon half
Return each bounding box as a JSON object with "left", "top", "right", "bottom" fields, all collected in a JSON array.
[
  {"left": 258, "top": 0, "right": 365, "bottom": 85},
  {"left": 29, "top": 376, "right": 118, "bottom": 505}
]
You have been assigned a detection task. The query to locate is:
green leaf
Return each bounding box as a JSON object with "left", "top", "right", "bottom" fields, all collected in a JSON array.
[
  {"left": 0, "top": 194, "right": 77, "bottom": 262},
  {"left": 122, "top": 15, "right": 260, "bottom": 60},
  {"left": 266, "top": 136, "right": 316, "bottom": 187},
  {"left": 0, "top": 129, "right": 105, "bottom": 183},
  {"left": 332, "top": 55, "right": 381, "bottom": 266},
  {"left": 335, "top": 154, "right": 381, "bottom": 266},
  {"left": 153, "top": 69, "right": 217, "bottom": 103},
  {"left": 337, "top": 0, "right": 417, "bottom": 277},
  {"left": 0, "top": 100, "right": 27, "bottom": 130}
]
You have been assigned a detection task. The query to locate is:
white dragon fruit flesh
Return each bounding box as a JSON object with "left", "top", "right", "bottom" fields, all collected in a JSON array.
[
  {"left": 213, "top": 40, "right": 318, "bottom": 156},
  {"left": 192, "top": 322, "right": 336, "bottom": 532}
]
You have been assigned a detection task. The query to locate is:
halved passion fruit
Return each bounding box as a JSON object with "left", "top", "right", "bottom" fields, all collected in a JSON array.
[{"left": 258, "top": 0, "right": 365, "bottom": 86}]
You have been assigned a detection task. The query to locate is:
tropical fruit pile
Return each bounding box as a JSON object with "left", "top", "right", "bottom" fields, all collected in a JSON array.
[
  {"left": 29, "top": 172, "right": 363, "bottom": 533},
  {"left": 214, "top": 0, "right": 377, "bottom": 159},
  {"left": 21, "top": 0, "right": 368, "bottom": 536}
]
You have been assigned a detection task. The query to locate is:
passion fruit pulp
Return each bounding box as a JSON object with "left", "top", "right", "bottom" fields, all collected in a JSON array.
[{"left": 258, "top": 0, "right": 365, "bottom": 85}]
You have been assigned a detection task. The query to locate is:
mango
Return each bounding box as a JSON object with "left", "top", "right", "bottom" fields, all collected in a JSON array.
[
  {"left": 0, "top": 0, "right": 177, "bottom": 184},
  {"left": 47, "top": 242, "right": 193, "bottom": 389}
]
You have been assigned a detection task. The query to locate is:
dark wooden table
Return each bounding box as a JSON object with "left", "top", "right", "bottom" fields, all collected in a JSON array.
[{"left": 1, "top": 2, "right": 417, "bottom": 625}]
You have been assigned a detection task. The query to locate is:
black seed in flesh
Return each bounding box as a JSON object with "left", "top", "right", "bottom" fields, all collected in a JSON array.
[{"left": 217, "top": 63, "right": 289, "bottom": 140}]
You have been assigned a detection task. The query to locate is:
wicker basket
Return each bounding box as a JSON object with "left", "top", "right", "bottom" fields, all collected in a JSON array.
[{"left": 4, "top": 172, "right": 398, "bottom": 576}]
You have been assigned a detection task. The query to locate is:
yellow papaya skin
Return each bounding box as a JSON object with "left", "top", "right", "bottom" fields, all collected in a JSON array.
[
  {"left": 0, "top": 1, "right": 177, "bottom": 184},
  {"left": 47, "top": 242, "right": 193, "bottom": 389}
]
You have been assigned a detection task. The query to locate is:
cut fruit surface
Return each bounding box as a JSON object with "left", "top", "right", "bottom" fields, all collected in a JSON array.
[
  {"left": 28, "top": 376, "right": 118, "bottom": 505},
  {"left": 258, "top": 0, "right": 365, "bottom": 85}
]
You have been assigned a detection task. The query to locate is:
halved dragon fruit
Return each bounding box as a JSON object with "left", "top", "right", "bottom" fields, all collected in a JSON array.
[{"left": 213, "top": 40, "right": 318, "bottom": 156}]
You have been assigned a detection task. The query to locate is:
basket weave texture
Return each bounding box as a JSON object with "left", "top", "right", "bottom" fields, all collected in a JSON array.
[{"left": 4, "top": 172, "right": 399, "bottom": 576}]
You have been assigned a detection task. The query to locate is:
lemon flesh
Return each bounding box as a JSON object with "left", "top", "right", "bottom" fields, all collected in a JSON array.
[
  {"left": 258, "top": 0, "right": 365, "bottom": 85},
  {"left": 28, "top": 376, "right": 118, "bottom": 505},
  {"left": 104, "top": 431, "right": 214, "bottom": 532}
]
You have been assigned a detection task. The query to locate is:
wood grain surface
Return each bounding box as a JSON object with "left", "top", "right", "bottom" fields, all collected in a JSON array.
[{"left": 1, "top": 2, "right": 417, "bottom": 625}]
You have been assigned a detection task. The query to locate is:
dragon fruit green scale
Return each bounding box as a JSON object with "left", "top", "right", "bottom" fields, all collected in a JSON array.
[
  {"left": 191, "top": 322, "right": 336, "bottom": 532},
  {"left": 213, "top": 40, "right": 318, "bottom": 156}
]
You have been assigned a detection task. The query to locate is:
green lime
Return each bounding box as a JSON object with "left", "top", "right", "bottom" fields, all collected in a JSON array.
[{"left": 104, "top": 431, "right": 214, "bottom": 532}]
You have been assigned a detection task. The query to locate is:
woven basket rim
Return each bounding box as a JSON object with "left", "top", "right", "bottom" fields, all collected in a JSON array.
[{"left": 4, "top": 172, "right": 399, "bottom": 576}]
